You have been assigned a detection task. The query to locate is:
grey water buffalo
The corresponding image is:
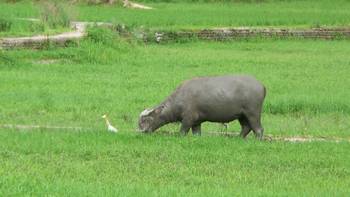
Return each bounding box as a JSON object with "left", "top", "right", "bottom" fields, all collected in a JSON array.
[{"left": 138, "top": 75, "right": 266, "bottom": 139}]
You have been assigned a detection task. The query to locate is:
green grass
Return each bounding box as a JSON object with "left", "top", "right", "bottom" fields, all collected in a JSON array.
[
  {"left": 1, "top": 37, "right": 350, "bottom": 137},
  {"left": 0, "top": 130, "right": 349, "bottom": 196},
  {"left": 0, "top": 1, "right": 71, "bottom": 37},
  {"left": 0, "top": 19, "right": 70, "bottom": 37},
  {"left": 1, "top": 0, "right": 350, "bottom": 33},
  {"left": 77, "top": 1, "right": 350, "bottom": 29}
]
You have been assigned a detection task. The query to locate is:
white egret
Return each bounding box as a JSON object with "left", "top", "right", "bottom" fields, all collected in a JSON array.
[{"left": 102, "top": 114, "right": 118, "bottom": 133}]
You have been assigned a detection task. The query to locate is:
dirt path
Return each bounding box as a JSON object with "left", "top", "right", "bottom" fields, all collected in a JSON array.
[
  {"left": 1, "top": 22, "right": 85, "bottom": 49},
  {"left": 1, "top": 124, "right": 84, "bottom": 131},
  {"left": 2, "top": 123, "right": 348, "bottom": 143},
  {"left": 205, "top": 131, "right": 350, "bottom": 143},
  {"left": 0, "top": 21, "right": 113, "bottom": 49}
]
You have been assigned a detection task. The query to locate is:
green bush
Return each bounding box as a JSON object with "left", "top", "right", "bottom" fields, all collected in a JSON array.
[{"left": 86, "top": 26, "right": 117, "bottom": 45}]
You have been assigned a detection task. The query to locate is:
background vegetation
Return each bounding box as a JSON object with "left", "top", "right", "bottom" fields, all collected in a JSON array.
[
  {"left": 0, "top": 1, "right": 72, "bottom": 37},
  {"left": 1, "top": 0, "right": 350, "bottom": 35}
]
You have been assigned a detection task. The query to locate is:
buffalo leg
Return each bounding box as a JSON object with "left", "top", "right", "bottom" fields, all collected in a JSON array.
[
  {"left": 180, "top": 113, "right": 198, "bottom": 136},
  {"left": 179, "top": 122, "right": 191, "bottom": 135},
  {"left": 192, "top": 124, "right": 201, "bottom": 136},
  {"left": 221, "top": 123, "right": 228, "bottom": 133},
  {"left": 239, "top": 116, "right": 251, "bottom": 138},
  {"left": 246, "top": 114, "right": 264, "bottom": 140}
]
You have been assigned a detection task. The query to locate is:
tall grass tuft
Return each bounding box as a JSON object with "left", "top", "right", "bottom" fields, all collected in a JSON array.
[
  {"left": 86, "top": 26, "right": 117, "bottom": 45},
  {"left": 40, "top": 1, "right": 71, "bottom": 29},
  {"left": 0, "top": 51, "right": 31, "bottom": 70},
  {"left": 44, "top": 26, "right": 133, "bottom": 64},
  {"left": 0, "top": 52, "right": 16, "bottom": 67},
  {"left": 86, "top": 25, "right": 132, "bottom": 49},
  {"left": 0, "top": 18, "right": 12, "bottom": 32}
]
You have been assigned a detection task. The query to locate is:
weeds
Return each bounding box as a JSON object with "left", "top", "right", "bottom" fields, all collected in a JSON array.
[
  {"left": 0, "top": 51, "right": 31, "bottom": 70},
  {"left": 0, "top": 18, "right": 12, "bottom": 32},
  {"left": 86, "top": 26, "right": 117, "bottom": 45},
  {"left": 0, "top": 52, "right": 16, "bottom": 66},
  {"left": 40, "top": 1, "right": 71, "bottom": 29}
]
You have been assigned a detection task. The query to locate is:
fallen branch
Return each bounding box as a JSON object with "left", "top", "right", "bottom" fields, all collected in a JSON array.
[{"left": 123, "top": 0, "right": 153, "bottom": 9}]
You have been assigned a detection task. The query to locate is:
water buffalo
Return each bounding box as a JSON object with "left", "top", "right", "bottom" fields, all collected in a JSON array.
[{"left": 138, "top": 75, "right": 266, "bottom": 139}]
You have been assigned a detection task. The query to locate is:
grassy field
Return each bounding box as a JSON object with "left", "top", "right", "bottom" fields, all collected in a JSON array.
[
  {"left": 1, "top": 0, "right": 350, "bottom": 34},
  {"left": 1, "top": 131, "right": 350, "bottom": 196},
  {"left": 1, "top": 37, "right": 350, "bottom": 137},
  {"left": 77, "top": 1, "right": 350, "bottom": 29},
  {"left": 1, "top": 1, "right": 350, "bottom": 195}
]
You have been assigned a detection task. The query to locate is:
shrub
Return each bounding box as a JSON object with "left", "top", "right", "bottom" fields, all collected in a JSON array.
[{"left": 86, "top": 26, "right": 117, "bottom": 45}]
